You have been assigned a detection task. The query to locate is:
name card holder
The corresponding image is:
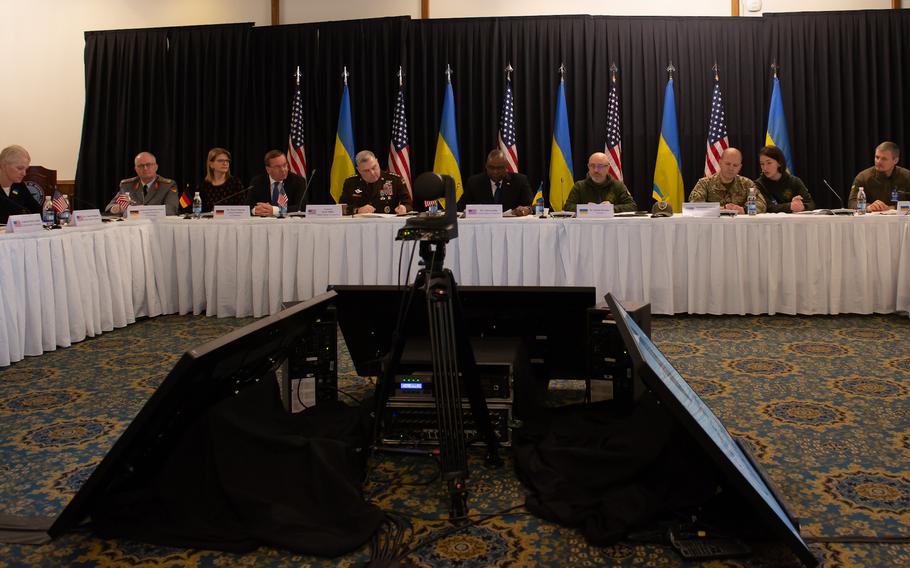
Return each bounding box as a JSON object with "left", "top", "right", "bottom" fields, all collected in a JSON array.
[
  {"left": 897, "top": 201, "right": 910, "bottom": 216},
  {"left": 213, "top": 205, "right": 251, "bottom": 219},
  {"left": 72, "top": 209, "right": 103, "bottom": 227},
  {"left": 576, "top": 203, "right": 615, "bottom": 218},
  {"left": 306, "top": 204, "right": 343, "bottom": 218},
  {"left": 126, "top": 205, "right": 167, "bottom": 220},
  {"left": 464, "top": 204, "right": 504, "bottom": 218},
  {"left": 5, "top": 213, "right": 44, "bottom": 234},
  {"left": 682, "top": 202, "right": 721, "bottom": 218}
]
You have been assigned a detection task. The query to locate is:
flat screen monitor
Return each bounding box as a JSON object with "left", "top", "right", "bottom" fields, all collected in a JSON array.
[
  {"left": 331, "top": 285, "right": 596, "bottom": 379},
  {"left": 48, "top": 291, "right": 338, "bottom": 538},
  {"left": 605, "top": 293, "right": 817, "bottom": 567}
]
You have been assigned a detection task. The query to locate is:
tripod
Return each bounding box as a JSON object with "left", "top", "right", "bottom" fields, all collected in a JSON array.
[{"left": 373, "top": 240, "right": 503, "bottom": 520}]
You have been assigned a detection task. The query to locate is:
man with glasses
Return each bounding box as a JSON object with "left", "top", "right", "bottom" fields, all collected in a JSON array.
[
  {"left": 458, "top": 149, "right": 532, "bottom": 216},
  {"left": 248, "top": 150, "right": 307, "bottom": 217},
  {"left": 105, "top": 151, "right": 179, "bottom": 215},
  {"left": 563, "top": 152, "right": 637, "bottom": 213}
]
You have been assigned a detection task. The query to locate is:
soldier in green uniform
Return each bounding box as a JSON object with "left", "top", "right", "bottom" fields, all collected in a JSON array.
[
  {"left": 339, "top": 151, "right": 411, "bottom": 215},
  {"left": 848, "top": 141, "right": 910, "bottom": 212},
  {"left": 563, "top": 152, "right": 637, "bottom": 213},
  {"left": 104, "top": 151, "right": 179, "bottom": 216},
  {"left": 690, "top": 147, "right": 766, "bottom": 214},
  {"left": 754, "top": 145, "right": 814, "bottom": 213}
]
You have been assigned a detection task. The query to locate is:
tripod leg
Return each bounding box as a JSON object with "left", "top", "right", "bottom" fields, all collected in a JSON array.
[
  {"left": 373, "top": 274, "right": 423, "bottom": 448},
  {"left": 449, "top": 277, "right": 503, "bottom": 468},
  {"left": 425, "top": 273, "right": 469, "bottom": 520}
]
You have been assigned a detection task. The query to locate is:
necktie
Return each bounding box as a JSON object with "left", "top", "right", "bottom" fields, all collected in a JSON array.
[
  {"left": 271, "top": 181, "right": 280, "bottom": 205},
  {"left": 143, "top": 184, "right": 149, "bottom": 201},
  {"left": 494, "top": 181, "right": 503, "bottom": 204}
]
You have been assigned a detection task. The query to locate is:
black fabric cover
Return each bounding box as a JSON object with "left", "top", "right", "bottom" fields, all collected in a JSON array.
[
  {"left": 91, "top": 378, "right": 383, "bottom": 557},
  {"left": 513, "top": 394, "right": 720, "bottom": 546}
]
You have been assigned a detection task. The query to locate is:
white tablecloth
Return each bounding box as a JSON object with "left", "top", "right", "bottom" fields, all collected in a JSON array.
[
  {"left": 0, "top": 221, "right": 161, "bottom": 366},
  {"left": 3, "top": 213, "right": 909, "bottom": 366}
]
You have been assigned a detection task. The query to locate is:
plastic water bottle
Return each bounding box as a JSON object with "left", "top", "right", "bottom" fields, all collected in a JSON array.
[
  {"left": 856, "top": 186, "right": 866, "bottom": 214},
  {"left": 41, "top": 196, "right": 55, "bottom": 227},
  {"left": 57, "top": 197, "right": 71, "bottom": 226},
  {"left": 278, "top": 186, "right": 288, "bottom": 218},
  {"left": 746, "top": 187, "right": 757, "bottom": 216},
  {"left": 192, "top": 191, "right": 202, "bottom": 219},
  {"left": 535, "top": 196, "right": 544, "bottom": 217}
]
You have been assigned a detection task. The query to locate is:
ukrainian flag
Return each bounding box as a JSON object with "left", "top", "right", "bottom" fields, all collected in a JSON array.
[
  {"left": 532, "top": 183, "right": 543, "bottom": 206},
  {"left": 765, "top": 76, "right": 794, "bottom": 173},
  {"left": 329, "top": 83, "right": 355, "bottom": 203},
  {"left": 652, "top": 78, "right": 684, "bottom": 212},
  {"left": 548, "top": 78, "right": 574, "bottom": 211},
  {"left": 432, "top": 74, "right": 463, "bottom": 203}
]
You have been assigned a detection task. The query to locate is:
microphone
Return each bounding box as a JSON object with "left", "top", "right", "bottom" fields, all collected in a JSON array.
[
  {"left": 295, "top": 169, "right": 316, "bottom": 212},
  {"left": 213, "top": 185, "right": 253, "bottom": 207},
  {"left": 822, "top": 179, "right": 844, "bottom": 208}
]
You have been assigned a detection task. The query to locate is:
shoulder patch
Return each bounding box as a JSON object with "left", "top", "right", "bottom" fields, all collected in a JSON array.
[{"left": 158, "top": 176, "right": 175, "bottom": 184}]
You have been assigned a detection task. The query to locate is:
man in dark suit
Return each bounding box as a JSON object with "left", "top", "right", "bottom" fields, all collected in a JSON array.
[
  {"left": 458, "top": 149, "right": 532, "bottom": 216},
  {"left": 248, "top": 150, "right": 308, "bottom": 216},
  {"left": 0, "top": 145, "right": 42, "bottom": 223}
]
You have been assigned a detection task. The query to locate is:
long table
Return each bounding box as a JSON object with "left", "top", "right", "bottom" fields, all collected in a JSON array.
[{"left": 2, "top": 213, "right": 910, "bottom": 366}]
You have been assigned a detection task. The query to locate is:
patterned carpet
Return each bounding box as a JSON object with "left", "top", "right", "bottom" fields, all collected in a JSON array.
[{"left": 0, "top": 312, "right": 908, "bottom": 567}]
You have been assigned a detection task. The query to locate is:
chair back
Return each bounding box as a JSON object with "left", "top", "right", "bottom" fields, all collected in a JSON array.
[{"left": 24, "top": 166, "right": 58, "bottom": 204}]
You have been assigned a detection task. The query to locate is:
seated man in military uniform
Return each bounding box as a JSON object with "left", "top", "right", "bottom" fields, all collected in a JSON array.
[
  {"left": 690, "top": 147, "right": 766, "bottom": 214},
  {"left": 848, "top": 141, "right": 910, "bottom": 212},
  {"left": 339, "top": 151, "right": 411, "bottom": 215},
  {"left": 563, "top": 152, "right": 637, "bottom": 213},
  {"left": 105, "top": 151, "right": 179, "bottom": 216}
]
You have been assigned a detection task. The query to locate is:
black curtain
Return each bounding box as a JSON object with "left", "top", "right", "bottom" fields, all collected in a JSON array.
[
  {"left": 76, "top": 11, "right": 910, "bottom": 211},
  {"left": 169, "top": 24, "right": 251, "bottom": 192},
  {"left": 77, "top": 29, "right": 171, "bottom": 208},
  {"left": 243, "top": 17, "right": 407, "bottom": 204},
  {"left": 244, "top": 23, "right": 320, "bottom": 196},
  {"left": 764, "top": 10, "right": 910, "bottom": 208},
  {"left": 312, "top": 17, "right": 409, "bottom": 204}
]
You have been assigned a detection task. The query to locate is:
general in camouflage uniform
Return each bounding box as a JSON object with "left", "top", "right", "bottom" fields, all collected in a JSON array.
[{"left": 689, "top": 174, "right": 766, "bottom": 213}]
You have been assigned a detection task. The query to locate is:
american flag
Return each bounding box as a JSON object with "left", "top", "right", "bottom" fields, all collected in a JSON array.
[
  {"left": 498, "top": 77, "right": 518, "bottom": 172},
  {"left": 277, "top": 187, "right": 288, "bottom": 208},
  {"left": 604, "top": 74, "right": 623, "bottom": 181},
  {"left": 704, "top": 77, "right": 729, "bottom": 177},
  {"left": 52, "top": 190, "right": 69, "bottom": 213},
  {"left": 287, "top": 76, "right": 308, "bottom": 179},
  {"left": 388, "top": 83, "right": 412, "bottom": 197},
  {"left": 115, "top": 191, "right": 130, "bottom": 210}
]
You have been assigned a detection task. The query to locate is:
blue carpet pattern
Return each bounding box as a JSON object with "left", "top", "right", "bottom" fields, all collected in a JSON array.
[{"left": 0, "top": 313, "right": 908, "bottom": 567}]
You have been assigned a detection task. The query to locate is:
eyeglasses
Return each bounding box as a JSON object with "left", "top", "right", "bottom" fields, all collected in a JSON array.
[
  {"left": 213, "top": 158, "right": 231, "bottom": 164},
  {"left": 135, "top": 162, "right": 157, "bottom": 169},
  {"left": 588, "top": 163, "right": 607, "bottom": 170}
]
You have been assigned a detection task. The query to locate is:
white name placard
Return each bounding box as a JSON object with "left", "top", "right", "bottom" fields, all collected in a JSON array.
[
  {"left": 306, "top": 204, "right": 343, "bottom": 218},
  {"left": 576, "top": 203, "right": 615, "bottom": 218},
  {"left": 464, "top": 204, "right": 504, "bottom": 218},
  {"left": 897, "top": 201, "right": 910, "bottom": 216},
  {"left": 72, "top": 209, "right": 103, "bottom": 227},
  {"left": 126, "top": 205, "right": 167, "bottom": 220},
  {"left": 682, "top": 202, "right": 721, "bottom": 217},
  {"left": 5, "top": 213, "right": 44, "bottom": 234},
  {"left": 213, "top": 205, "right": 251, "bottom": 219}
]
